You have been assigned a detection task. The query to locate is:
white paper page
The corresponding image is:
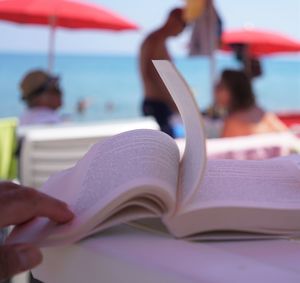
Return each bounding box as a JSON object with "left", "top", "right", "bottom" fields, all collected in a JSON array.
[
  {"left": 153, "top": 60, "right": 207, "bottom": 209},
  {"left": 71, "top": 129, "right": 179, "bottom": 215},
  {"left": 189, "top": 156, "right": 300, "bottom": 210},
  {"left": 8, "top": 129, "right": 180, "bottom": 245},
  {"left": 165, "top": 156, "right": 300, "bottom": 237}
]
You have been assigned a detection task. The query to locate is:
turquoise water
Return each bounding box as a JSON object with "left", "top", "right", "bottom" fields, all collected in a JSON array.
[{"left": 0, "top": 52, "right": 299, "bottom": 122}]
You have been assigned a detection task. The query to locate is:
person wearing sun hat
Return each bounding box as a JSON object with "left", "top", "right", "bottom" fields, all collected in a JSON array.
[{"left": 19, "top": 70, "right": 63, "bottom": 126}]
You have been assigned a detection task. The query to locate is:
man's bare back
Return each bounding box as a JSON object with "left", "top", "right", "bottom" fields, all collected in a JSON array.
[
  {"left": 140, "top": 31, "right": 178, "bottom": 111},
  {"left": 139, "top": 8, "right": 186, "bottom": 136},
  {"left": 139, "top": 8, "right": 185, "bottom": 112}
]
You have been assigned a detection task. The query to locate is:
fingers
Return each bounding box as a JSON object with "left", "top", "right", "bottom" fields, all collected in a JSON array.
[
  {"left": 0, "top": 181, "right": 19, "bottom": 191},
  {"left": 0, "top": 183, "right": 74, "bottom": 228},
  {"left": 0, "top": 243, "right": 42, "bottom": 281}
]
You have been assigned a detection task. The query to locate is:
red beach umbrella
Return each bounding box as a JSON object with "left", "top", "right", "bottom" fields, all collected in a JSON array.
[
  {"left": 221, "top": 28, "right": 300, "bottom": 57},
  {"left": 0, "top": 0, "right": 138, "bottom": 70}
]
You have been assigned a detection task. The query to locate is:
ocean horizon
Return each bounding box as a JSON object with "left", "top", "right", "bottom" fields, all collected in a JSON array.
[{"left": 0, "top": 52, "right": 299, "bottom": 123}]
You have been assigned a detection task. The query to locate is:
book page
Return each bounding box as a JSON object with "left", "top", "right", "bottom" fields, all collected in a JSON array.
[
  {"left": 8, "top": 129, "right": 180, "bottom": 245},
  {"left": 165, "top": 156, "right": 300, "bottom": 237},
  {"left": 153, "top": 60, "right": 207, "bottom": 210},
  {"left": 183, "top": 156, "right": 300, "bottom": 213},
  {"left": 190, "top": 156, "right": 300, "bottom": 209},
  {"left": 71, "top": 129, "right": 179, "bottom": 216}
]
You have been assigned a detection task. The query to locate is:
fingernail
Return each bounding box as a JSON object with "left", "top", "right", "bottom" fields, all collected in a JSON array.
[
  {"left": 61, "top": 205, "right": 74, "bottom": 218},
  {"left": 64, "top": 204, "right": 75, "bottom": 219},
  {"left": 16, "top": 245, "right": 43, "bottom": 271},
  {"left": 57, "top": 201, "right": 74, "bottom": 218}
]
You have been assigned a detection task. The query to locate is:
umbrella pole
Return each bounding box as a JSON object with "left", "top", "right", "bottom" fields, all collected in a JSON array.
[
  {"left": 209, "top": 0, "right": 217, "bottom": 95},
  {"left": 48, "top": 16, "right": 57, "bottom": 73}
]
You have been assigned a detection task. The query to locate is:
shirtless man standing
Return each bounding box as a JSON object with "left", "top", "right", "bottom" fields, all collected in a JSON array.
[{"left": 139, "top": 8, "right": 186, "bottom": 137}]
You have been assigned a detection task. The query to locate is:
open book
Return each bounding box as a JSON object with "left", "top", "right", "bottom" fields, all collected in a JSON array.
[{"left": 8, "top": 61, "right": 300, "bottom": 246}]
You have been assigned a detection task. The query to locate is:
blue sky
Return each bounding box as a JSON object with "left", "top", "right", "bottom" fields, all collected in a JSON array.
[{"left": 0, "top": 0, "right": 299, "bottom": 55}]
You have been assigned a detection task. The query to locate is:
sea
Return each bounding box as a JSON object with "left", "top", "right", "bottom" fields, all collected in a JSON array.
[{"left": 0, "top": 52, "right": 299, "bottom": 122}]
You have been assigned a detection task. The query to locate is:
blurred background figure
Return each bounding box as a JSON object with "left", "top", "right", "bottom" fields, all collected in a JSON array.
[
  {"left": 76, "top": 97, "right": 92, "bottom": 116},
  {"left": 215, "top": 69, "right": 287, "bottom": 137},
  {"left": 104, "top": 101, "right": 115, "bottom": 113},
  {"left": 139, "top": 7, "right": 186, "bottom": 137},
  {"left": 230, "top": 43, "right": 263, "bottom": 79},
  {"left": 19, "top": 70, "right": 63, "bottom": 126}
]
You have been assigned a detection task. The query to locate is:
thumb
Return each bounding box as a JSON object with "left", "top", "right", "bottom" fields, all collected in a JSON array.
[{"left": 0, "top": 243, "right": 43, "bottom": 281}]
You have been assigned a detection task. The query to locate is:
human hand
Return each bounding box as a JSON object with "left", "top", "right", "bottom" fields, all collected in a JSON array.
[{"left": 0, "top": 182, "right": 74, "bottom": 280}]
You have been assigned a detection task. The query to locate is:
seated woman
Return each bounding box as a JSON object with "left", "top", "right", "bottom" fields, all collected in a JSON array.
[{"left": 215, "top": 69, "right": 287, "bottom": 137}]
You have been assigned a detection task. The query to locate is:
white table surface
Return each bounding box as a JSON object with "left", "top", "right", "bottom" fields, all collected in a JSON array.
[{"left": 33, "top": 225, "right": 300, "bottom": 283}]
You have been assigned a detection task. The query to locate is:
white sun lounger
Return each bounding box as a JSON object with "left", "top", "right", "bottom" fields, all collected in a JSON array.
[
  {"left": 175, "top": 131, "right": 300, "bottom": 160},
  {"left": 207, "top": 131, "right": 300, "bottom": 159}
]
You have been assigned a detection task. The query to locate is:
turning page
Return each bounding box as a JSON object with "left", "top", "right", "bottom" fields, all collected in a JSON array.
[{"left": 153, "top": 60, "right": 207, "bottom": 210}]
